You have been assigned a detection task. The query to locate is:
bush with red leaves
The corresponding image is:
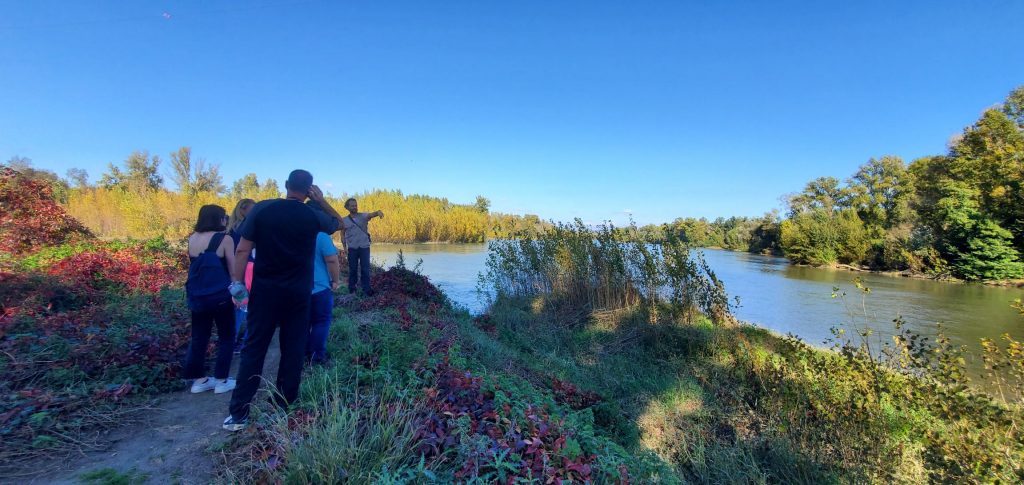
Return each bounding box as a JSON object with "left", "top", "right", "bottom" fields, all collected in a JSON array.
[
  {"left": 0, "top": 181, "right": 190, "bottom": 470},
  {"left": 550, "top": 378, "right": 602, "bottom": 410},
  {"left": 472, "top": 313, "right": 497, "bottom": 334},
  {"left": 0, "top": 167, "right": 92, "bottom": 255},
  {"left": 46, "top": 243, "right": 184, "bottom": 293},
  {"left": 414, "top": 361, "right": 601, "bottom": 483},
  {"left": 363, "top": 266, "right": 446, "bottom": 308}
]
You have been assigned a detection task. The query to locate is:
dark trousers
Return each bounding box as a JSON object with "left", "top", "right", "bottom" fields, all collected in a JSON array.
[
  {"left": 347, "top": 247, "right": 372, "bottom": 293},
  {"left": 183, "top": 301, "right": 235, "bottom": 380},
  {"left": 235, "top": 307, "right": 248, "bottom": 346},
  {"left": 305, "top": 289, "right": 334, "bottom": 361},
  {"left": 229, "top": 283, "right": 311, "bottom": 420}
]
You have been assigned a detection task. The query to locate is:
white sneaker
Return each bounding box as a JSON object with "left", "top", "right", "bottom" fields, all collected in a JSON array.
[
  {"left": 190, "top": 377, "right": 216, "bottom": 393},
  {"left": 223, "top": 415, "right": 247, "bottom": 432},
  {"left": 214, "top": 378, "right": 236, "bottom": 394}
]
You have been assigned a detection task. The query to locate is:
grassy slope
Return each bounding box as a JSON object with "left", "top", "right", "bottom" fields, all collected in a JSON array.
[{"left": 224, "top": 268, "right": 1022, "bottom": 484}]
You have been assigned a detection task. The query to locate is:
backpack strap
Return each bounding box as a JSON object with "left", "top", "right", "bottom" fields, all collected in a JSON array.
[
  {"left": 348, "top": 215, "right": 371, "bottom": 241},
  {"left": 205, "top": 233, "right": 226, "bottom": 254}
]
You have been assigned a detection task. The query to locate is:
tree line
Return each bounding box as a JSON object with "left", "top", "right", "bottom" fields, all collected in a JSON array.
[
  {"left": 1, "top": 148, "right": 544, "bottom": 243},
  {"left": 645, "top": 85, "right": 1024, "bottom": 281}
]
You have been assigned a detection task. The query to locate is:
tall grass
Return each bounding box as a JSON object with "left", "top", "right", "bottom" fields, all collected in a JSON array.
[
  {"left": 476, "top": 222, "right": 1024, "bottom": 482},
  {"left": 480, "top": 219, "right": 733, "bottom": 322},
  {"left": 63, "top": 186, "right": 544, "bottom": 242}
]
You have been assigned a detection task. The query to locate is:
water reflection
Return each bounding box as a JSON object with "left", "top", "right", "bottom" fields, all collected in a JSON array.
[{"left": 372, "top": 244, "right": 1024, "bottom": 352}]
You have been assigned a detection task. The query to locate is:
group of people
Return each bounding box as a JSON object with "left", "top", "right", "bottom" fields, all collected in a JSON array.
[{"left": 181, "top": 169, "right": 382, "bottom": 431}]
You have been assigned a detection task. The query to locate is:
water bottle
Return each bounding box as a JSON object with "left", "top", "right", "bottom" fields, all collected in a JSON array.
[{"left": 229, "top": 281, "right": 249, "bottom": 311}]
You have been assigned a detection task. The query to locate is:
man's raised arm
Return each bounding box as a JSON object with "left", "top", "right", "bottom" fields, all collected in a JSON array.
[{"left": 308, "top": 185, "right": 342, "bottom": 233}]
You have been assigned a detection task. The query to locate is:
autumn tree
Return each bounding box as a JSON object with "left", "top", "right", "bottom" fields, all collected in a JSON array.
[{"left": 100, "top": 151, "right": 163, "bottom": 192}]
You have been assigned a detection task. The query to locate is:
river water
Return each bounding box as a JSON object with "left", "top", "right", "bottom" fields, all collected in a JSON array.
[{"left": 371, "top": 243, "right": 1024, "bottom": 351}]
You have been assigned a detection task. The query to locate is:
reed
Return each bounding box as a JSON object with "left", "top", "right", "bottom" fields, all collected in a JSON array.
[{"left": 480, "top": 219, "right": 732, "bottom": 322}]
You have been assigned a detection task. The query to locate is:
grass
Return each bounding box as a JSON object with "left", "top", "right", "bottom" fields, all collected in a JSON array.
[
  {"left": 222, "top": 268, "right": 679, "bottom": 483},
  {"left": 219, "top": 249, "right": 1024, "bottom": 484},
  {"left": 78, "top": 467, "right": 149, "bottom": 485}
]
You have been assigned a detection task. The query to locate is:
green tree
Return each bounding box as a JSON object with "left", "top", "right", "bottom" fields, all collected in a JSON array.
[
  {"left": 474, "top": 195, "right": 491, "bottom": 213},
  {"left": 934, "top": 182, "right": 1023, "bottom": 280},
  {"left": 787, "top": 176, "right": 850, "bottom": 216},
  {"left": 847, "top": 156, "right": 911, "bottom": 230},
  {"left": 230, "top": 173, "right": 261, "bottom": 199},
  {"left": 100, "top": 151, "right": 163, "bottom": 192},
  {"left": 749, "top": 211, "right": 782, "bottom": 254},
  {"left": 259, "top": 178, "right": 281, "bottom": 200},
  {"left": 169, "top": 147, "right": 224, "bottom": 196},
  {"left": 780, "top": 208, "right": 869, "bottom": 266},
  {"left": 950, "top": 108, "right": 1024, "bottom": 248},
  {"left": 1002, "top": 85, "right": 1024, "bottom": 128}
]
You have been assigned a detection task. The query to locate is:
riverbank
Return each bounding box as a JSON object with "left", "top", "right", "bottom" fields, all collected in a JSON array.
[
  {"left": 814, "top": 262, "right": 1023, "bottom": 287},
  {"left": 213, "top": 268, "right": 1022, "bottom": 483},
  {"left": 4, "top": 257, "right": 1020, "bottom": 482}
]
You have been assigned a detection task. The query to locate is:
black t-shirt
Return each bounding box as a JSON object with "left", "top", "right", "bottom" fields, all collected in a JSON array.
[{"left": 239, "top": 199, "right": 339, "bottom": 294}]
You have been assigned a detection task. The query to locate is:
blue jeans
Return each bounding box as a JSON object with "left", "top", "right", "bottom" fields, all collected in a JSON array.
[
  {"left": 347, "top": 247, "right": 372, "bottom": 293},
  {"left": 306, "top": 289, "right": 334, "bottom": 361},
  {"left": 235, "top": 307, "right": 248, "bottom": 346}
]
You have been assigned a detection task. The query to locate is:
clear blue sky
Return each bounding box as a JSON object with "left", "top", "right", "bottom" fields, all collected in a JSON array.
[{"left": 1, "top": 1, "right": 1022, "bottom": 225}]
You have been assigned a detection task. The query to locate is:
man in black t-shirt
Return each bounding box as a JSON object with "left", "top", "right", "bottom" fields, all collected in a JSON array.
[{"left": 223, "top": 169, "right": 341, "bottom": 431}]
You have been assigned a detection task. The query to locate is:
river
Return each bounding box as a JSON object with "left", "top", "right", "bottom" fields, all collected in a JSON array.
[{"left": 371, "top": 243, "right": 1024, "bottom": 351}]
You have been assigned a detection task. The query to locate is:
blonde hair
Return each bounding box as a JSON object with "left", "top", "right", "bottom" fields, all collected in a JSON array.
[{"left": 228, "top": 198, "right": 256, "bottom": 232}]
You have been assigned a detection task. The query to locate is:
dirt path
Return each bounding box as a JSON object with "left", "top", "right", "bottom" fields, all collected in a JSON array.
[{"left": 26, "top": 334, "right": 282, "bottom": 485}]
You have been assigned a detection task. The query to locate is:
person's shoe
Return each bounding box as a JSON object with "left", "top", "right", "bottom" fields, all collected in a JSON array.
[
  {"left": 223, "top": 415, "right": 247, "bottom": 432},
  {"left": 214, "top": 378, "right": 236, "bottom": 394},
  {"left": 190, "top": 377, "right": 217, "bottom": 393},
  {"left": 365, "top": 289, "right": 376, "bottom": 297}
]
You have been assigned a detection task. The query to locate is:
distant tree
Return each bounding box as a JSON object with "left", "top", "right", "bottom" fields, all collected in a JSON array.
[
  {"left": 65, "top": 168, "right": 89, "bottom": 188},
  {"left": 260, "top": 178, "right": 282, "bottom": 200},
  {"left": 4, "top": 155, "right": 32, "bottom": 172},
  {"left": 934, "top": 182, "right": 1024, "bottom": 280},
  {"left": 950, "top": 109, "right": 1024, "bottom": 248},
  {"left": 1003, "top": 85, "right": 1024, "bottom": 128},
  {"left": 169, "top": 147, "right": 192, "bottom": 193},
  {"left": 847, "top": 156, "right": 911, "bottom": 230},
  {"left": 669, "top": 217, "right": 717, "bottom": 246},
  {"left": 750, "top": 211, "right": 782, "bottom": 254},
  {"left": 100, "top": 151, "right": 163, "bottom": 192},
  {"left": 230, "top": 173, "right": 261, "bottom": 199},
  {"left": 192, "top": 161, "right": 224, "bottom": 194},
  {"left": 780, "top": 208, "right": 869, "bottom": 266},
  {"left": 474, "top": 195, "right": 491, "bottom": 213},
  {"left": 787, "top": 176, "right": 850, "bottom": 216},
  {"left": 169, "top": 146, "right": 224, "bottom": 196}
]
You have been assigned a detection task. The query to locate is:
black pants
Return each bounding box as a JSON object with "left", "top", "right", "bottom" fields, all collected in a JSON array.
[
  {"left": 347, "top": 247, "right": 372, "bottom": 293},
  {"left": 183, "top": 301, "right": 235, "bottom": 380},
  {"left": 228, "top": 283, "right": 311, "bottom": 420}
]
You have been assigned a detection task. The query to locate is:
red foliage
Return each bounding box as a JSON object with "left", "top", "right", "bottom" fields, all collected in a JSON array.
[
  {"left": 46, "top": 245, "right": 184, "bottom": 293},
  {"left": 0, "top": 167, "right": 92, "bottom": 255},
  {"left": 0, "top": 188, "right": 190, "bottom": 462},
  {"left": 415, "top": 361, "right": 597, "bottom": 482},
  {"left": 472, "top": 313, "right": 497, "bottom": 335},
  {"left": 361, "top": 267, "right": 446, "bottom": 309},
  {"left": 550, "top": 378, "right": 602, "bottom": 410}
]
